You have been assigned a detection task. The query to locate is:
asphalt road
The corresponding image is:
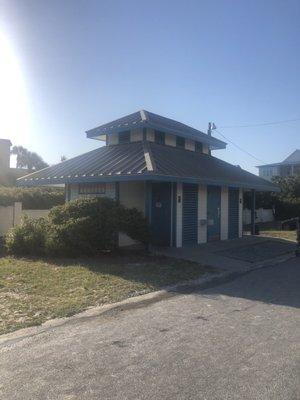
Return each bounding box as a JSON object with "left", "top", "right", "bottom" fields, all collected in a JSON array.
[{"left": 0, "top": 258, "right": 299, "bottom": 400}]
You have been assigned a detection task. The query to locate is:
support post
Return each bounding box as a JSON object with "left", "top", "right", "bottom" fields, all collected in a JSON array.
[
  {"left": 251, "top": 189, "right": 256, "bottom": 235},
  {"left": 145, "top": 181, "right": 152, "bottom": 251},
  {"left": 296, "top": 217, "right": 300, "bottom": 257}
]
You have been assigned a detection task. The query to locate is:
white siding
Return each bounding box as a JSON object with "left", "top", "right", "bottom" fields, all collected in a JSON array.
[
  {"left": 185, "top": 139, "right": 195, "bottom": 151},
  {"left": 119, "top": 181, "right": 145, "bottom": 213},
  {"left": 165, "top": 133, "right": 176, "bottom": 146},
  {"left": 0, "top": 202, "right": 22, "bottom": 236},
  {"left": 198, "top": 185, "right": 207, "bottom": 244},
  {"left": 119, "top": 181, "right": 145, "bottom": 247},
  {"left": 176, "top": 183, "right": 183, "bottom": 247},
  {"left": 239, "top": 188, "right": 243, "bottom": 237},
  {"left": 220, "top": 186, "right": 229, "bottom": 240},
  {"left": 130, "top": 128, "right": 143, "bottom": 142}
]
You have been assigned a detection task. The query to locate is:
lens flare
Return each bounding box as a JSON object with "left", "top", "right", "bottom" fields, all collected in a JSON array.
[{"left": 0, "top": 32, "right": 29, "bottom": 143}]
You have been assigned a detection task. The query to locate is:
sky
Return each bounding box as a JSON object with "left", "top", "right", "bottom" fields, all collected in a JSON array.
[{"left": 0, "top": 0, "right": 299, "bottom": 174}]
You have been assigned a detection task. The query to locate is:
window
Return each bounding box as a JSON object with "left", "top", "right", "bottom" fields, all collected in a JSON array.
[
  {"left": 195, "top": 142, "right": 203, "bottom": 153},
  {"left": 154, "top": 130, "right": 165, "bottom": 145},
  {"left": 176, "top": 136, "right": 185, "bottom": 148},
  {"left": 118, "top": 130, "right": 130, "bottom": 144},
  {"left": 78, "top": 183, "right": 106, "bottom": 195}
]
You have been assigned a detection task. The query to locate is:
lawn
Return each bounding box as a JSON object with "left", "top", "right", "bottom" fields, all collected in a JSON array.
[
  {"left": 260, "top": 230, "right": 297, "bottom": 242},
  {"left": 0, "top": 253, "right": 215, "bottom": 335}
]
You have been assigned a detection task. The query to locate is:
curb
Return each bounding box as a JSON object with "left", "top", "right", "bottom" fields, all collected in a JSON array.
[{"left": 0, "top": 253, "right": 295, "bottom": 347}]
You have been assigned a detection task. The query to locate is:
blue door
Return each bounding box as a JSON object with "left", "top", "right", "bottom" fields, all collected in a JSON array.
[
  {"left": 228, "top": 188, "right": 239, "bottom": 239},
  {"left": 182, "top": 183, "right": 198, "bottom": 245},
  {"left": 151, "top": 183, "right": 172, "bottom": 246},
  {"left": 207, "top": 186, "right": 221, "bottom": 241}
]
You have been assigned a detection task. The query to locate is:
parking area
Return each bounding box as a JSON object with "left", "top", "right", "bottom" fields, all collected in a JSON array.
[{"left": 157, "top": 236, "right": 297, "bottom": 273}]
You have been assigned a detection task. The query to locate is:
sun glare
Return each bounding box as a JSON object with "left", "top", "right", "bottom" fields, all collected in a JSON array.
[{"left": 0, "top": 32, "right": 29, "bottom": 145}]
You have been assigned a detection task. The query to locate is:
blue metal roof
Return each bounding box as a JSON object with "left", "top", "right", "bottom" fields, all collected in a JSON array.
[
  {"left": 18, "top": 141, "right": 279, "bottom": 192},
  {"left": 86, "top": 110, "right": 226, "bottom": 150}
]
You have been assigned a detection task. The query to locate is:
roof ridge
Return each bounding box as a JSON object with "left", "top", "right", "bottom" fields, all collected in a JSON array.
[
  {"left": 142, "top": 141, "right": 155, "bottom": 172},
  {"left": 140, "top": 110, "right": 148, "bottom": 122}
]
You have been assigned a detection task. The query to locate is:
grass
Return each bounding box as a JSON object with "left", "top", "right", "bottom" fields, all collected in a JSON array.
[
  {"left": 260, "top": 230, "right": 297, "bottom": 242},
  {"left": 0, "top": 253, "right": 215, "bottom": 335}
]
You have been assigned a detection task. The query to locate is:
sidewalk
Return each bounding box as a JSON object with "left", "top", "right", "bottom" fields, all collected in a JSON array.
[{"left": 155, "top": 236, "right": 297, "bottom": 273}]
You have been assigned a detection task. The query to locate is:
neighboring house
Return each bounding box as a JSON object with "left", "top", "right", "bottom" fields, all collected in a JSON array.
[
  {"left": 257, "top": 150, "right": 300, "bottom": 181},
  {"left": 0, "top": 139, "right": 29, "bottom": 185},
  {"left": 18, "top": 110, "right": 278, "bottom": 247}
]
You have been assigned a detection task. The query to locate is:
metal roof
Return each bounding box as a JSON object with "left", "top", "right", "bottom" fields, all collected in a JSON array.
[
  {"left": 86, "top": 110, "right": 226, "bottom": 150},
  {"left": 18, "top": 142, "right": 278, "bottom": 191},
  {"left": 257, "top": 149, "right": 300, "bottom": 168}
]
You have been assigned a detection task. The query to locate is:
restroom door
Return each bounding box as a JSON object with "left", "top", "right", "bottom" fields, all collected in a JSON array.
[{"left": 207, "top": 186, "right": 221, "bottom": 241}]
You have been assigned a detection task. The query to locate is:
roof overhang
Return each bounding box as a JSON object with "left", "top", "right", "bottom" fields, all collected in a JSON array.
[{"left": 18, "top": 172, "right": 279, "bottom": 192}]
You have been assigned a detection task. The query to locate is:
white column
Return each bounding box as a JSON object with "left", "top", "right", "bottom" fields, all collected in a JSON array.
[
  {"left": 176, "top": 183, "right": 183, "bottom": 247},
  {"left": 239, "top": 188, "right": 243, "bottom": 237},
  {"left": 13, "top": 202, "right": 22, "bottom": 226},
  {"left": 198, "top": 185, "right": 207, "bottom": 244}
]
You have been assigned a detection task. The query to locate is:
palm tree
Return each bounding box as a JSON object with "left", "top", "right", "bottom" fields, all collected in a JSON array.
[{"left": 11, "top": 146, "right": 48, "bottom": 171}]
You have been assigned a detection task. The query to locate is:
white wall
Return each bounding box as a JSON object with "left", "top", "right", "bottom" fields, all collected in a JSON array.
[
  {"left": 220, "top": 186, "right": 229, "bottom": 240},
  {"left": 0, "top": 202, "right": 22, "bottom": 236},
  {"left": 198, "top": 185, "right": 207, "bottom": 244},
  {"left": 119, "top": 181, "right": 145, "bottom": 212},
  {"left": 0, "top": 202, "right": 49, "bottom": 237},
  {"left": 119, "top": 181, "right": 145, "bottom": 247}
]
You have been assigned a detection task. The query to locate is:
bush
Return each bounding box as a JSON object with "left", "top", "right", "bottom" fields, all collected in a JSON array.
[
  {"left": 5, "top": 216, "right": 47, "bottom": 256},
  {"left": 273, "top": 201, "right": 300, "bottom": 221},
  {"left": 5, "top": 197, "right": 151, "bottom": 257},
  {"left": 0, "top": 186, "right": 65, "bottom": 209}
]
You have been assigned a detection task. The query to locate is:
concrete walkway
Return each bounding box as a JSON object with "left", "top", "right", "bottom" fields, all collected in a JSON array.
[{"left": 156, "top": 236, "right": 297, "bottom": 273}]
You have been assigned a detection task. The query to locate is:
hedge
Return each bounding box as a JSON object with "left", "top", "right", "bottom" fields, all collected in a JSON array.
[
  {"left": 0, "top": 186, "right": 65, "bottom": 209},
  {"left": 5, "top": 197, "right": 151, "bottom": 256}
]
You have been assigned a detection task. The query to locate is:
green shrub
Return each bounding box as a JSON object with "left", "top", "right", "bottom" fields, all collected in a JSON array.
[
  {"left": 0, "top": 186, "right": 65, "bottom": 209},
  {"left": 5, "top": 216, "right": 47, "bottom": 255},
  {"left": 5, "top": 197, "right": 151, "bottom": 257}
]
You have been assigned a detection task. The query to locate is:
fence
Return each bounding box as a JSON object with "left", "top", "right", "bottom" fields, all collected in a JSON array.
[
  {"left": 0, "top": 202, "right": 50, "bottom": 236},
  {"left": 243, "top": 208, "right": 274, "bottom": 225}
]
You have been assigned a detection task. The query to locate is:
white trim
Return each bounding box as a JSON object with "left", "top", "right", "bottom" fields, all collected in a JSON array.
[{"left": 176, "top": 183, "right": 183, "bottom": 247}]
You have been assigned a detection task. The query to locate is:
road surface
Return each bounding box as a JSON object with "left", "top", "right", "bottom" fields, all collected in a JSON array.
[{"left": 0, "top": 258, "right": 299, "bottom": 399}]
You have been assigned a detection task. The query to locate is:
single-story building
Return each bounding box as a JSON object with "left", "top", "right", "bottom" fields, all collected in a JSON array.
[{"left": 17, "top": 110, "right": 278, "bottom": 247}]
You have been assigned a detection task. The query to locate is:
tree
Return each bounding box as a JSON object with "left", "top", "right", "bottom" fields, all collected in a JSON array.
[{"left": 11, "top": 146, "right": 48, "bottom": 171}]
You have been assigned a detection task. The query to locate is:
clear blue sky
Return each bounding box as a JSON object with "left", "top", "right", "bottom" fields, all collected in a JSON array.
[{"left": 1, "top": 0, "right": 299, "bottom": 173}]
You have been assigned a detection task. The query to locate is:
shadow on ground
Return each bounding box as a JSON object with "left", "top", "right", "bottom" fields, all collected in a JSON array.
[{"left": 173, "top": 257, "right": 300, "bottom": 310}]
